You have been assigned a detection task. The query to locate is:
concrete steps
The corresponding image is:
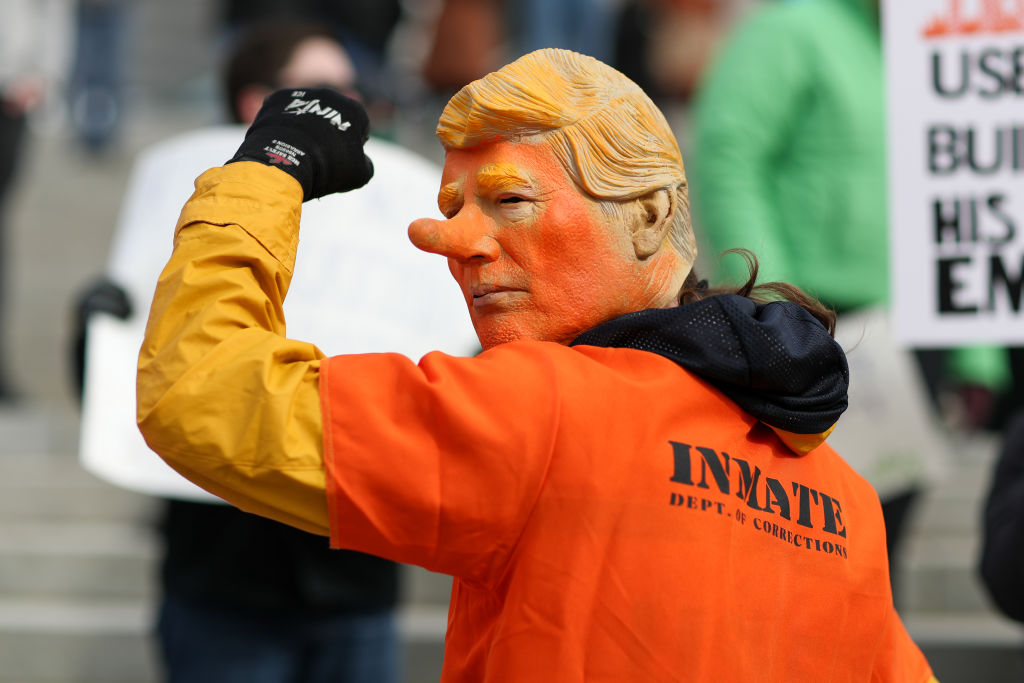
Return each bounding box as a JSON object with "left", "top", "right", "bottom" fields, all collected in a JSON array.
[
  {"left": 0, "top": 446, "right": 159, "bottom": 682},
  {"left": 0, "top": 438, "right": 450, "bottom": 682},
  {"left": 906, "top": 612, "right": 1024, "bottom": 682},
  {"left": 0, "top": 598, "right": 155, "bottom": 683}
]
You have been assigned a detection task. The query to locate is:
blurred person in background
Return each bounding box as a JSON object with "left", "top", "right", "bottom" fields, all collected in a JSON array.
[
  {"left": 980, "top": 405, "right": 1024, "bottom": 624},
  {"left": 0, "top": 0, "right": 73, "bottom": 402},
  {"left": 612, "top": 0, "right": 756, "bottom": 104},
  {"left": 690, "top": 0, "right": 1010, "bottom": 606},
  {"left": 512, "top": 0, "right": 618, "bottom": 65},
  {"left": 218, "top": 0, "right": 404, "bottom": 134},
  {"left": 383, "top": 0, "right": 509, "bottom": 159},
  {"left": 69, "top": 0, "right": 131, "bottom": 153},
  {"left": 418, "top": 0, "right": 506, "bottom": 97},
  {"left": 979, "top": 346, "right": 1024, "bottom": 622},
  {"left": 73, "top": 21, "right": 476, "bottom": 682}
]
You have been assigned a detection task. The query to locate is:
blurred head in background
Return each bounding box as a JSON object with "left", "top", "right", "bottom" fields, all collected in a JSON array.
[{"left": 224, "top": 23, "right": 359, "bottom": 125}]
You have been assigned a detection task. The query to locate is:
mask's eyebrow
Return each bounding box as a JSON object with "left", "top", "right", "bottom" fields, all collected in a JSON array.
[
  {"left": 477, "top": 163, "right": 534, "bottom": 194},
  {"left": 437, "top": 181, "right": 462, "bottom": 214}
]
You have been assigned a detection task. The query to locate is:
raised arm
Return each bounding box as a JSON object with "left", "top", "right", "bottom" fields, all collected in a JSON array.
[{"left": 137, "top": 89, "right": 374, "bottom": 535}]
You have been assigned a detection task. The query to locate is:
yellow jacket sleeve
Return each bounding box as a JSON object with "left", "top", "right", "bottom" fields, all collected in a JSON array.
[{"left": 136, "top": 162, "right": 330, "bottom": 535}]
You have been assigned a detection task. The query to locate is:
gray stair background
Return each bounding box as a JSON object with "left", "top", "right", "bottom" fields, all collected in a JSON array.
[
  {"left": 2, "top": 0, "right": 1023, "bottom": 681},
  {"left": 0, "top": 446, "right": 448, "bottom": 683}
]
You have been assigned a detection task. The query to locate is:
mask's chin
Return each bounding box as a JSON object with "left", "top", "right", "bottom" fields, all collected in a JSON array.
[
  {"left": 472, "top": 309, "right": 551, "bottom": 349},
  {"left": 476, "top": 318, "right": 588, "bottom": 350},
  {"left": 472, "top": 318, "right": 517, "bottom": 351}
]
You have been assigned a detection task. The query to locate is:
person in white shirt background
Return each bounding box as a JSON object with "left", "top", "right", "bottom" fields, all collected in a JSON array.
[{"left": 73, "top": 21, "right": 476, "bottom": 683}]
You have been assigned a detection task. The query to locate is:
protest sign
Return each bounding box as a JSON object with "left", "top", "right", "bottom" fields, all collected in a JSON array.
[{"left": 885, "top": 0, "right": 1024, "bottom": 345}]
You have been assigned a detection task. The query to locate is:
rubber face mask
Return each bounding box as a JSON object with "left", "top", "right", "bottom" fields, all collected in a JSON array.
[{"left": 408, "top": 140, "right": 671, "bottom": 349}]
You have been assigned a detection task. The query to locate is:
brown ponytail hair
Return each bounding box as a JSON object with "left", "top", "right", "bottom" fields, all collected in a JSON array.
[{"left": 679, "top": 249, "right": 836, "bottom": 336}]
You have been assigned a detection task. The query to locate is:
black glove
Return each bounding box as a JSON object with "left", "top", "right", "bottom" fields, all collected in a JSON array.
[{"left": 227, "top": 88, "right": 374, "bottom": 200}]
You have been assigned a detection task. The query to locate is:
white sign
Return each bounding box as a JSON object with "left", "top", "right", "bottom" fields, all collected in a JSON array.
[{"left": 885, "top": 0, "right": 1024, "bottom": 345}]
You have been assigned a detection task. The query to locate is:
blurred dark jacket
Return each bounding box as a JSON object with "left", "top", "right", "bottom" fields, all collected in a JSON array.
[{"left": 980, "top": 410, "right": 1024, "bottom": 622}]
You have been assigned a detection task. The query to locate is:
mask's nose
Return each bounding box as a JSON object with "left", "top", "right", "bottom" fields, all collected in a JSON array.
[{"left": 408, "top": 212, "right": 500, "bottom": 262}]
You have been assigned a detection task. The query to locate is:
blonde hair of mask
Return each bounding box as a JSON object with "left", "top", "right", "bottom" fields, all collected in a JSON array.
[{"left": 437, "top": 48, "right": 696, "bottom": 264}]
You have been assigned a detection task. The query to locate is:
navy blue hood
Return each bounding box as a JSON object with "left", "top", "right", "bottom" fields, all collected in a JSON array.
[{"left": 571, "top": 294, "right": 849, "bottom": 447}]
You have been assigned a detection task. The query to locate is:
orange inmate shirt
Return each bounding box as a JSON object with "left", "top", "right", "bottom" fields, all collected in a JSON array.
[
  {"left": 137, "top": 164, "right": 934, "bottom": 682},
  {"left": 320, "top": 341, "right": 934, "bottom": 683}
]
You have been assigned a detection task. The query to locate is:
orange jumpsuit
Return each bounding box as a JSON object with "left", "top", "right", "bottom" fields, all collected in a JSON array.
[{"left": 138, "top": 163, "right": 936, "bottom": 682}]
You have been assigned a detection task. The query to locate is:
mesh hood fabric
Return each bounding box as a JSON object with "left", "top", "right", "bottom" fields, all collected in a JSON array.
[{"left": 571, "top": 294, "right": 849, "bottom": 435}]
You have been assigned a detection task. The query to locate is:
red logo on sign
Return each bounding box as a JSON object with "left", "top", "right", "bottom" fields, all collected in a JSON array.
[{"left": 923, "top": 0, "right": 1024, "bottom": 38}]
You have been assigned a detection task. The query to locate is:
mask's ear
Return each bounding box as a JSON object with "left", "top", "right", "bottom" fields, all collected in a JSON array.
[{"left": 629, "top": 188, "right": 676, "bottom": 260}]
